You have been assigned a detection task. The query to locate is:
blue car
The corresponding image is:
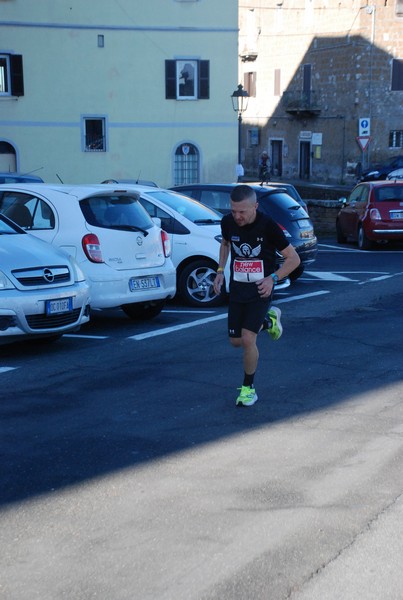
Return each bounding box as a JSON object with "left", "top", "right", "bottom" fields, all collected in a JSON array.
[
  {"left": 0, "top": 172, "right": 44, "bottom": 184},
  {"left": 170, "top": 183, "right": 317, "bottom": 279}
]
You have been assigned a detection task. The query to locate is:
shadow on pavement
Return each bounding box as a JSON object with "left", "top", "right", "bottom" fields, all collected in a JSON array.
[{"left": 0, "top": 289, "right": 402, "bottom": 506}]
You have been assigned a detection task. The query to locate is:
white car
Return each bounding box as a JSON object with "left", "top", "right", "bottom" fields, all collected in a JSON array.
[
  {"left": 0, "top": 213, "right": 90, "bottom": 344},
  {"left": 386, "top": 168, "right": 403, "bottom": 180},
  {"left": 0, "top": 184, "right": 176, "bottom": 320},
  {"left": 122, "top": 185, "right": 226, "bottom": 307}
]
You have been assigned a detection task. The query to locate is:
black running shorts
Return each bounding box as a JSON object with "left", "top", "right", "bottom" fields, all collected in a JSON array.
[{"left": 227, "top": 296, "right": 272, "bottom": 338}]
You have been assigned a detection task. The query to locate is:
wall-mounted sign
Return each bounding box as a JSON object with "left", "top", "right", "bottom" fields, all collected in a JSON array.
[
  {"left": 248, "top": 128, "right": 259, "bottom": 146},
  {"left": 312, "top": 133, "right": 323, "bottom": 145},
  {"left": 300, "top": 131, "right": 312, "bottom": 139}
]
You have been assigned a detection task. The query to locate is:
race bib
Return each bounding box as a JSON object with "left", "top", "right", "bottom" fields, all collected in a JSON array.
[{"left": 233, "top": 259, "right": 264, "bottom": 282}]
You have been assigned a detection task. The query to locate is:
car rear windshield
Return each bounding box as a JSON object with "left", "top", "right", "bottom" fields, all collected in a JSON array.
[
  {"left": 80, "top": 194, "right": 153, "bottom": 230},
  {"left": 374, "top": 185, "right": 403, "bottom": 202},
  {"left": 147, "top": 190, "right": 222, "bottom": 224},
  {"left": 257, "top": 190, "right": 309, "bottom": 217}
]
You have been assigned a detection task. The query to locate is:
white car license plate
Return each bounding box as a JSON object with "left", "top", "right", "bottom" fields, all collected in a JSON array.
[
  {"left": 391, "top": 211, "right": 403, "bottom": 219},
  {"left": 45, "top": 297, "right": 73, "bottom": 315},
  {"left": 129, "top": 276, "right": 160, "bottom": 291}
]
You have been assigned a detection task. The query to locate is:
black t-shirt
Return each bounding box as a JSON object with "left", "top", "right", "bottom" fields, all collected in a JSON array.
[{"left": 221, "top": 210, "right": 289, "bottom": 302}]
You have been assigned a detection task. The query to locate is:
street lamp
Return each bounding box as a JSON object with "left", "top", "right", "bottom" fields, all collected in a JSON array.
[{"left": 231, "top": 84, "right": 249, "bottom": 174}]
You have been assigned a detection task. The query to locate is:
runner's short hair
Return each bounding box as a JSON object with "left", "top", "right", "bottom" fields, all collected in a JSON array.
[{"left": 230, "top": 184, "right": 256, "bottom": 203}]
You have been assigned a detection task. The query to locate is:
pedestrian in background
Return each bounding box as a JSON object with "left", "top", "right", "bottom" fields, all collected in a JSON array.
[{"left": 258, "top": 151, "right": 271, "bottom": 185}]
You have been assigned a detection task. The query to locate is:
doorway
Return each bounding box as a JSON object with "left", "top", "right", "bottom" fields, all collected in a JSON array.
[
  {"left": 299, "top": 140, "right": 311, "bottom": 179},
  {"left": 270, "top": 140, "right": 283, "bottom": 177}
]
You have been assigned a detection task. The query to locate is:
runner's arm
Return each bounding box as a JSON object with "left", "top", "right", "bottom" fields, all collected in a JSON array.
[
  {"left": 274, "top": 243, "right": 300, "bottom": 281},
  {"left": 257, "top": 243, "right": 300, "bottom": 298},
  {"left": 213, "top": 238, "right": 230, "bottom": 294}
]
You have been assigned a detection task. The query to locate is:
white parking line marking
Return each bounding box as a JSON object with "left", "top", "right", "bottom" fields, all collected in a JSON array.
[
  {"left": 129, "top": 291, "right": 329, "bottom": 340},
  {"left": 318, "top": 244, "right": 359, "bottom": 252},
  {"left": 276, "top": 290, "right": 329, "bottom": 303},
  {"left": 163, "top": 309, "right": 216, "bottom": 314},
  {"left": 129, "top": 314, "right": 226, "bottom": 340},
  {"left": 305, "top": 271, "right": 357, "bottom": 282},
  {"left": 319, "top": 243, "right": 403, "bottom": 254},
  {"left": 359, "top": 272, "right": 403, "bottom": 284},
  {"left": 0, "top": 366, "right": 19, "bottom": 373}
]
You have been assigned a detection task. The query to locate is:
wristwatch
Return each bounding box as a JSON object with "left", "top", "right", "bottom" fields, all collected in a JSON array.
[{"left": 271, "top": 273, "right": 279, "bottom": 285}]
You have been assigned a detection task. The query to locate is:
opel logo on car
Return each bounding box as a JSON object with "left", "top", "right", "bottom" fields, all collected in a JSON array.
[
  {"left": 43, "top": 268, "right": 55, "bottom": 283},
  {"left": 136, "top": 236, "right": 143, "bottom": 246}
]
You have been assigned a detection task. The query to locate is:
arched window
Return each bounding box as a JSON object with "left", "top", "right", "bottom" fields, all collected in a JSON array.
[
  {"left": 174, "top": 143, "right": 199, "bottom": 185},
  {"left": 0, "top": 141, "right": 17, "bottom": 172}
]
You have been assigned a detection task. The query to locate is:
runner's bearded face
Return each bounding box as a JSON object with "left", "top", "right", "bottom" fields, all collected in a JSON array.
[{"left": 230, "top": 198, "right": 258, "bottom": 227}]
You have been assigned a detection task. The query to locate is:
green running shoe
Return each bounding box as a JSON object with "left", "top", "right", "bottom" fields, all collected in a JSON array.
[
  {"left": 267, "top": 306, "right": 283, "bottom": 340},
  {"left": 236, "top": 385, "right": 258, "bottom": 407}
]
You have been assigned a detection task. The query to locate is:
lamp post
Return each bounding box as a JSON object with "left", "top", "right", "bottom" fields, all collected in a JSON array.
[{"left": 231, "top": 84, "right": 249, "bottom": 178}]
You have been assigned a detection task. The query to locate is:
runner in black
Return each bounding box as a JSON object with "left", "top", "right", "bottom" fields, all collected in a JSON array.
[{"left": 213, "top": 184, "right": 300, "bottom": 406}]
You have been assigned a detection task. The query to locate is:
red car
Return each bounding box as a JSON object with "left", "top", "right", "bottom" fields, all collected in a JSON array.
[{"left": 336, "top": 181, "right": 403, "bottom": 249}]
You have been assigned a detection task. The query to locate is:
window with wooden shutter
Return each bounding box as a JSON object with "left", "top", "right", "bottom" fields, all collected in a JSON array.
[
  {"left": 243, "top": 72, "right": 256, "bottom": 97},
  {"left": 165, "top": 59, "right": 209, "bottom": 100},
  {"left": 198, "top": 60, "right": 209, "bottom": 99},
  {"left": 10, "top": 55, "right": 24, "bottom": 96},
  {"left": 0, "top": 54, "right": 24, "bottom": 97},
  {"left": 165, "top": 60, "right": 177, "bottom": 99},
  {"left": 391, "top": 59, "right": 403, "bottom": 91}
]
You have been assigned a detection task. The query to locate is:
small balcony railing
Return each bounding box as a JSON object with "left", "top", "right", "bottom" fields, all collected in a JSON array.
[{"left": 282, "top": 90, "right": 321, "bottom": 115}]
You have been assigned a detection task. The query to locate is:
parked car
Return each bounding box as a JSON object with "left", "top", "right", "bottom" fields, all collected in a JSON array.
[
  {"left": 336, "top": 180, "right": 403, "bottom": 249},
  {"left": 239, "top": 181, "right": 308, "bottom": 212},
  {"left": 134, "top": 186, "right": 225, "bottom": 307},
  {"left": 0, "top": 184, "right": 176, "bottom": 319},
  {"left": 0, "top": 173, "right": 44, "bottom": 184},
  {"left": 169, "top": 183, "right": 317, "bottom": 277},
  {"left": 386, "top": 168, "right": 403, "bottom": 180},
  {"left": 360, "top": 155, "right": 403, "bottom": 182},
  {"left": 101, "top": 178, "right": 158, "bottom": 187},
  {"left": 0, "top": 212, "right": 90, "bottom": 344}
]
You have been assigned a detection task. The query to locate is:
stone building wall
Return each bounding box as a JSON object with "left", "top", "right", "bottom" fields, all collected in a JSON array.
[
  {"left": 294, "top": 182, "right": 352, "bottom": 236},
  {"left": 239, "top": 0, "right": 403, "bottom": 185}
]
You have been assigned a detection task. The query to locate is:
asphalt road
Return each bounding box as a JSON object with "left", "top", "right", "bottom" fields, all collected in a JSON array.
[{"left": 1, "top": 240, "right": 403, "bottom": 599}]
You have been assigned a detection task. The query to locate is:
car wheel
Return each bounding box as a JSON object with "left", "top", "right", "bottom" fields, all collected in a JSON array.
[
  {"left": 357, "top": 224, "right": 372, "bottom": 250},
  {"left": 178, "top": 260, "right": 225, "bottom": 307},
  {"left": 122, "top": 300, "right": 165, "bottom": 320},
  {"left": 336, "top": 219, "right": 347, "bottom": 243}
]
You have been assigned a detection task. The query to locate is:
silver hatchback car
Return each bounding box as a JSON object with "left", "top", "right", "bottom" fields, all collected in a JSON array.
[{"left": 0, "top": 213, "right": 90, "bottom": 344}]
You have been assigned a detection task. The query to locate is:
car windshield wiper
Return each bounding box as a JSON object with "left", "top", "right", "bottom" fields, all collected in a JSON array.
[
  {"left": 193, "top": 218, "right": 221, "bottom": 224},
  {"left": 107, "top": 224, "right": 149, "bottom": 235},
  {"left": 288, "top": 204, "right": 302, "bottom": 210}
]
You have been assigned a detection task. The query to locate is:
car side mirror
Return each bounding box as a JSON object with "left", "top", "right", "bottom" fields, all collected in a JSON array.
[
  {"left": 339, "top": 197, "right": 347, "bottom": 205},
  {"left": 152, "top": 217, "right": 161, "bottom": 228}
]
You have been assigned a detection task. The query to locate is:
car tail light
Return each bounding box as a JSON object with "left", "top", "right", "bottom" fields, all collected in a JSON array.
[
  {"left": 277, "top": 223, "right": 292, "bottom": 237},
  {"left": 161, "top": 230, "right": 171, "bottom": 257},
  {"left": 82, "top": 233, "right": 104, "bottom": 263},
  {"left": 370, "top": 208, "right": 381, "bottom": 221}
]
